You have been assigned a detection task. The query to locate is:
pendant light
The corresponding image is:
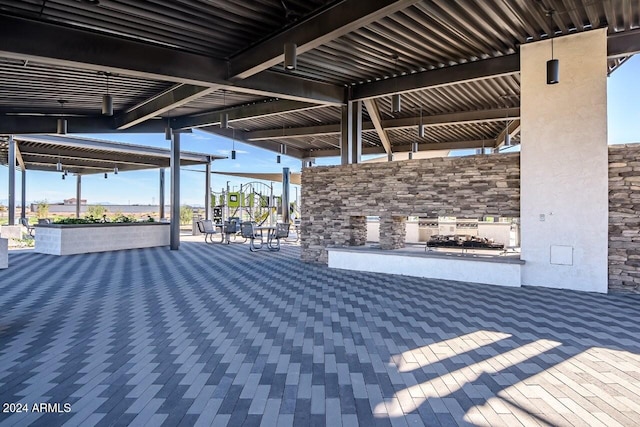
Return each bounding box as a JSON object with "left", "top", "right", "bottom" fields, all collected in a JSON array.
[
  {"left": 546, "top": 10, "right": 559, "bottom": 85},
  {"left": 390, "top": 54, "right": 401, "bottom": 114},
  {"left": 504, "top": 110, "right": 512, "bottom": 147},
  {"left": 102, "top": 72, "right": 113, "bottom": 116},
  {"left": 61, "top": 173, "right": 65, "bottom": 180},
  {"left": 104, "top": 172, "right": 108, "bottom": 179},
  {"left": 284, "top": 43, "right": 297, "bottom": 71},
  {"left": 418, "top": 104, "right": 425, "bottom": 138},
  {"left": 114, "top": 166, "right": 118, "bottom": 175},
  {"left": 57, "top": 99, "right": 67, "bottom": 135},
  {"left": 56, "top": 155, "right": 62, "bottom": 172},
  {"left": 231, "top": 128, "right": 236, "bottom": 160},
  {"left": 165, "top": 117, "right": 172, "bottom": 141},
  {"left": 277, "top": 143, "right": 286, "bottom": 164},
  {"left": 220, "top": 90, "right": 229, "bottom": 129}
]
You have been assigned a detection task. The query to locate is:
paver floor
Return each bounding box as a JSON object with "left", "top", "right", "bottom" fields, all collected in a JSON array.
[{"left": 0, "top": 242, "right": 639, "bottom": 426}]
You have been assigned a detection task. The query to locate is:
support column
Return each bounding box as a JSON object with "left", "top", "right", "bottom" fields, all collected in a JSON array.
[
  {"left": 205, "top": 160, "right": 211, "bottom": 220},
  {"left": 379, "top": 216, "right": 406, "bottom": 250},
  {"left": 520, "top": 29, "right": 608, "bottom": 293},
  {"left": 170, "top": 132, "right": 180, "bottom": 250},
  {"left": 21, "top": 169, "right": 26, "bottom": 220},
  {"left": 340, "top": 104, "right": 352, "bottom": 166},
  {"left": 75, "top": 175, "right": 81, "bottom": 218},
  {"left": 350, "top": 101, "right": 362, "bottom": 164},
  {"left": 282, "top": 167, "right": 290, "bottom": 224},
  {"left": 159, "top": 169, "right": 165, "bottom": 220},
  {"left": 8, "top": 135, "right": 15, "bottom": 225}
]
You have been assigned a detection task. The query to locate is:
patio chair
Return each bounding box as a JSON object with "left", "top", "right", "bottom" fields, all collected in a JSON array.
[
  {"left": 196, "top": 220, "right": 221, "bottom": 244},
  {"left": 20, "top": 218, "right": 35, "bottom": 237},
  {"left": 240, "top": 221, "right": 263, "bottom": 251},
  {"left": 268, "top": 222, "right": 290, "bottom": 251}
]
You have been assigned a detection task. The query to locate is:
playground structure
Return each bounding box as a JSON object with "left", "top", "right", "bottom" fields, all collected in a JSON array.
[{"left": 212, "top": 180, "right": 299, "bottom": 227}]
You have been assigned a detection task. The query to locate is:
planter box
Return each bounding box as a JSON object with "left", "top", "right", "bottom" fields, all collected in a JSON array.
[
  {"left": 34, "top": 222, "right": 170, "bottom": 255},
  {"left": 0, "top": 238, "right": 7, "bottom": 269}
]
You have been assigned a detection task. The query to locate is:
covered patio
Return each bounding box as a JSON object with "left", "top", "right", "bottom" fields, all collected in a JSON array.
[{"left": 1, "top": 243, "right": 639, "bottom": 426}]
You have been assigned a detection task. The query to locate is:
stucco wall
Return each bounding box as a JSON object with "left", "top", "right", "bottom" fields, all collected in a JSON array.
[
  {"left": 301, "top": 153, "right": 520, "bottom": 263},
  {"left": 520, "top": 29, "right": 609, "bottom": 293}
]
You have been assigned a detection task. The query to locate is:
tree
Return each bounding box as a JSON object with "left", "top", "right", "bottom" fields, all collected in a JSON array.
[
  {"left": 180, "top": 205, "right": 194, "bottom": 225},
  {"left": 86, "top": 204, "right": 107, "bottom": 218},
  {"left": 36, "top": 200, "right": 49, "bottom": 219}
]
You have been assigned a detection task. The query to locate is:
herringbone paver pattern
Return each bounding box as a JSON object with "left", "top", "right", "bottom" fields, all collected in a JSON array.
[{"left": 0, "top": 242, "right": 639, "bottom": 426}]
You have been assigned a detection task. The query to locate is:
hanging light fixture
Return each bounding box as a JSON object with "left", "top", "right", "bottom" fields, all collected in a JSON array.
[
  {"left": 391, "top": 94, "right": 401, "bottom": 114},
  {"left": 56, "top": 158, "right": 62, "bottom": 172},
  {"left": 412, "top": 142, "right": 419, "bottom": 154},
  {"left": 64, "top": 169, "right": 68, "bottom": 176},
  {"left": 57, "top": 99, "right": 67, "bottom": 135},
  {"left": 231, "top": 128, "right": 236, "bottom": 160},
  {"left": 277, "top": 143, "right": 286, "bottom": 164},
  {"left": 390, "top": 54, "right": 401, "bottom": 114},
  {"left": 284, "top": 43, "right": 297, "bottom": 71},
  {"left": 220, "top": 90, "right": 229, "bottom": 129},
  {"left": 546, "top": 10, "right": 559, "bottom": 85},
  {"left": 114, "top": 166, "right": 118, "bottom": 175},
  {"left": 165, "top": 118, "right": 172, "bottom": 141},
  {"left": 101, "top": 72, "right": 113, "bottom": 116},
  {"left": 104, "top": 172, "right": 108, "bottom": 179},
  {"left": 62, "top": 173, "right": 65, "bottom": 180},
  {"left": 418, "top": 104, "right": 425, "bottom": 138}
]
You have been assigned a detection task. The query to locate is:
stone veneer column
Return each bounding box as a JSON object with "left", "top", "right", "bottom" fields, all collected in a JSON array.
[
  {"left": 349, "top": 216, "right": 367, "bottom": 246},
  {"left": 379, "top": 216, "right": 406, "bottom": 250},
  {"left": 520, "top": 29, "right": 608, "bottom": 293}
]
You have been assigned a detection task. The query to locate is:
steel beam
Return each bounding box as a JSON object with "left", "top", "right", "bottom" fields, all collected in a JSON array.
[
  {"left": 174, "top": 100, "right": 321, "bottom": 130},
  {"left": 8, "top": 136, "right": 16, "bottom": 225},
  {"left": 363, "top": 99, "right": 392, "bottom": 156},
  {"left": 0, "top": 15, "right": 344, "bottom": 105},
  {"left": 304, "top": 139, "right": 488, "bottom": 157},
  {"left": 198, "top": 126, "right": 306, "bottom": 159},
  {"left": 116, "top": 84, "right": 217, "bottom": 130},
  {"left": 76, "top": 175, "right": 82, "bottom": 219},
  {"left": 246, "top": 108, "right": 520, "bottom": 140},
  {"left": 14, "top": 144, "right": 26, "bottom": 171},
  {"left": 282, "top": 168, "right": 290, "bottom": 224},
  {"left": 0, "top": 115, "right": 166, "bottom": 134},
  {"left": 352, "top": 54, "right": 520, "bottom": 100},
  {"left": 340, "top": 104, "right": 351, "bottom": 165},
  {"left": 170, "top": 132, "right": 180, "bottom": 250},
  {"left": 159, "top": 168, "right": 165, "bottom": 220},
  {"left": 228, "top": 0, "right": 421, "bottom": 79},
  {"left": 205, "top": 161, "right": 211, "bottom": 221},
  {"left": 21, "top": 169, "right": 26, "bottom": 221},
  {"left": 608, "top": 28, "right": 640, "bottom": 58},
  {"left": 351, "top": 101, "right": 363, "bottom": 164}
]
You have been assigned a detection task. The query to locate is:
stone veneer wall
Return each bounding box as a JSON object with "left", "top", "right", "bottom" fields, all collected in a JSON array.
[
  {"left": 301, "top": 153, "right": 520, "bottom": 263},
  {"left": 608, "top": 144, "right": 640, "bottom": 292}
]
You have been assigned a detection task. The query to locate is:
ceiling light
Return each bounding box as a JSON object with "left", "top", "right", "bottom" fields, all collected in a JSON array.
[
  {"left": 547, "top": 10, "right": 559, "bottom": 85},
  {"left": 284, "top": 43, "right": 297, "bottom": 71},
  {"left": 57, "top": 99, "right": 67, "bottom": 135},
  {"left": 101, "top": 72, "right": 113, "bottom": 116},
  {"left": 391, "top": 94, "right": 401, "bottom": 114}
]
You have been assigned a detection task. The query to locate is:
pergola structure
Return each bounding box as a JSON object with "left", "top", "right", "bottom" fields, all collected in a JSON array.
[
  {"left": 0, "top": 1, "right": 639, "bottom": 251},
  {"left": 0, "top": 134, "right": 223, "bottom": 231}
]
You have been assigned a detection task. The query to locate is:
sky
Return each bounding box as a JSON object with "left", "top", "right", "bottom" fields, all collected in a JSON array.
[{"left": 1, "top": 55, "right": 639, "bottom": 207}]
